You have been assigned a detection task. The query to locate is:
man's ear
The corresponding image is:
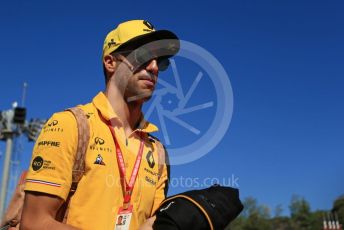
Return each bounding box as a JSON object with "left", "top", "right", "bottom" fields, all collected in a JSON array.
[{"left": 103, "top": 54, "right": 116, "bottom": 75}]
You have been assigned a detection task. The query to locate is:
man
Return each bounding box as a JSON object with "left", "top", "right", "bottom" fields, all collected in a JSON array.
[
  {"left": 0, "top": 172, "right": 26, "bottom": 230},
  {"left": 20, "top": 19, "right": 179, "bottom": 230}
]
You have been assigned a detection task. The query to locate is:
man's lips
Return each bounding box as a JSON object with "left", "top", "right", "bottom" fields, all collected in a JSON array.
[
  {"left": 138, "top": 74, "right": 156, "bottom": 86},
  {"left": 140, "top": 79, "right": 155, "bottom": 87}
]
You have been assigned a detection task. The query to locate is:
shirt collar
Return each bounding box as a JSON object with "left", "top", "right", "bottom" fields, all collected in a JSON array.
[{"left": 92, "top": 92, "right": 158, "bottom": 133}]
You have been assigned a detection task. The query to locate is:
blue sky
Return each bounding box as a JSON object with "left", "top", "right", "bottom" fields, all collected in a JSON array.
[{"left": 1, "top": 0, "right": 343, "bottom": 216}]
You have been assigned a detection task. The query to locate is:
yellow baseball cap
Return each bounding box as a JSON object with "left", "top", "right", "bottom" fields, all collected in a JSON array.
[{"left": 102, "top": 20, "right": 180, "bottom": 58}]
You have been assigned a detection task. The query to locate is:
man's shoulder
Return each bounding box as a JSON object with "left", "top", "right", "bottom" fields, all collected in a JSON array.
[
  {"left": 74, "top": 101, "right": 97, "bottom": 120},
  {"left": 147, "top": 134, "right": 168, "bottom": 157},
  {"left": 147, "top": 134, "right": 163, "bottom": 146},
  {"left": 45, "top": 110, "right": 76, "bottom": 128},
  {"left": 43, "top": 100, "right": 94, "bottom": 130}
]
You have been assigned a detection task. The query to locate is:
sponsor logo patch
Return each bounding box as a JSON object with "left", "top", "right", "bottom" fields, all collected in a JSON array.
[
  {"left": 90, "top": 137, "right": 112, "bottom": 153},
  {"left": 143, "top": 20, "right": 154, "bottom": 31},
  {"left": 144, "top": 168, "right": 159, "bottom": 177},
  {"left": 94, "top": 154, "right": 106, "bottom": 165},
  {"left": 107, "top": 39, "right": 117, "bottom": 48},
  {"left": 145, "top": 176, "right": 157, "bottom": 186},
  {"left": 95, "top": 137, "right": 105, "bottom": 145},
  {"left": 47, "top": 120, "right": 58, "bottom": 127},
  {"left": 146, "top": 151, "right": 155, "bottom": 168},
  {"left": 32, "top": 156, "right": 43, "bottom": 171},
  {"left": 160, "top": 201, "right": 175, "bottom": 212},
  {"left": 90, "top": 145, "right": 112, "bottom": 152},
  {"left": 37, "top": 140, "right": 60, "bottom": 147},
  {"left": 42, "top": 160, "right": 55, "bottom": 170},
  {"left": 31, "top": 156, "right": 55, "bottom": 171},
  {"left": 43, "top": 120, "right": 63, "bottom": 133}
]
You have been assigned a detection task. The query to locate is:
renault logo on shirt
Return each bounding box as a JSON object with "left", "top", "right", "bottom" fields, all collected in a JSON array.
[
  {"left": 95, "top": 137, "right": 105, "bottom": 145},
  {"left": 146, "top": 151, "right": 155, "bottom": 168}
]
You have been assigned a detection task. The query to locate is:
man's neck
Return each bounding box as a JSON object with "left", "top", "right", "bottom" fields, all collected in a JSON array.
[{"left": 104, "top": 86, "right": 143, "bottom": 136}]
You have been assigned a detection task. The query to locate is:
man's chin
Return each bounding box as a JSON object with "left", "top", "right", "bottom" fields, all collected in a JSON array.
[{"left": 126, "top": 91, "right": 153, "bottom": 103}]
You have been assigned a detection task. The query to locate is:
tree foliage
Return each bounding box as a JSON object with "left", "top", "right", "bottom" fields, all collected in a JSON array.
[
  {"left": 226, "top": 194, "right": 343, "bottom": 230},
  {"left": 332, "top": 195, "right": 344, "bottom": 225}
]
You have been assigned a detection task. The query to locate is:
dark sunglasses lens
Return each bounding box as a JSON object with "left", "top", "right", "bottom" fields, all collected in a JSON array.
[
  {"left": 157, "top": 58, "right": 170, "bottom": 71},
  {"left": 134, "top": 48, "right": 170, "bottom": 71},
  {"left": 135, "top": 48, "right": 151, "bottom": 64}
]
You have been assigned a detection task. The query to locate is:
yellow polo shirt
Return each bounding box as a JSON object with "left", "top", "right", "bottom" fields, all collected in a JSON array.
[{"left": 25, "top": 92, "right": 169, "bottom": 230}]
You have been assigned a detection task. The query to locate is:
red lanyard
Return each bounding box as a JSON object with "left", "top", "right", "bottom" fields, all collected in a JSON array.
[{"left": 105, "top": 118, "right": 144, "bottom": 209}]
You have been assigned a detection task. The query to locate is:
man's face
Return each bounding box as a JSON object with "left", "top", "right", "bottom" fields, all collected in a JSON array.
[{"left": 114, "top": 52, "right": 160, "bottom": 103}]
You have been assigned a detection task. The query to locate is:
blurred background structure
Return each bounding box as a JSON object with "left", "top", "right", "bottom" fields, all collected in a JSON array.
[{"left": 0, "top": 83, "right": 45, "bottom": 219}]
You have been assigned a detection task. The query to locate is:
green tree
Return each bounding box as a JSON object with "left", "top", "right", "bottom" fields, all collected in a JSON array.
[
  {"left": 308, "top": 210, "right": 327, "bottom": 230},
  {"left": 289, "top": 195, "right": 312, "bottom": 229},
  {"left": 270, "top": 216, "right": 293, "bottom": 230},
  {"left": 332, "top": 195, "right": 344, "bottom": 225},
  {"left": 229, "top": 197, "right": 272, "bottom": 230},
  {"left": 274, "top": 204, "right": 283, "bottom": 218},
  {"left": 227, "top": 194, "right": 341, "bottom": 230}
]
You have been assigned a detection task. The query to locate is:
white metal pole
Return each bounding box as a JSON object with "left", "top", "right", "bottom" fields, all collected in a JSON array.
[
  {"left": 21, "top": 82, "right": 28, "bottom": 107},
  {"left": 0, "top": 136, "right": 13, "bottom": 220}
]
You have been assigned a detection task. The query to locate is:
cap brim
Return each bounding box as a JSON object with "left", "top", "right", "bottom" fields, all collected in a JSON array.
[{"left": 116, "top": 30, "right": 180, "bottom": 58}]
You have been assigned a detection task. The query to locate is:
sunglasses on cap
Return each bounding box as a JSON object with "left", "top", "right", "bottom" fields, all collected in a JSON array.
[{"left": 112, "top": 47, "right": 171, "bottom": 72}]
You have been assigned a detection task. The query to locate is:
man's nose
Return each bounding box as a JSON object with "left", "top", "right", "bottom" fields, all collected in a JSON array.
[{"left": 145, "top": 59, "right": 159, "bottom": 75}]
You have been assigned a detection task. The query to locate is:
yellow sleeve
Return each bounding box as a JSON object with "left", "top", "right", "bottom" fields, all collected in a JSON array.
[
  {"left": 24, "top": 111, "right": 78, "bottom": 201},
  {"left": 150, "top": 154, "right": 169, "bottom": 215}
]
